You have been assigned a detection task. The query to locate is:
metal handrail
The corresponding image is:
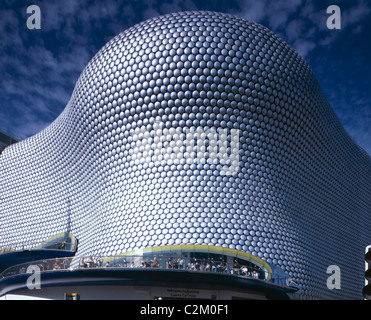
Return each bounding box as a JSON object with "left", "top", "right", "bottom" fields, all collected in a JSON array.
[{"left": 0, "top": 255, "right": 293, "bottom": 287}]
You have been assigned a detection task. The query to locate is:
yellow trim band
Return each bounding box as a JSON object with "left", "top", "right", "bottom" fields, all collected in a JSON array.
[
  {"left": 105, "top": 245, "right": 272, "bottom": 280},
  {"left": 0, "top": 248, "right": 15, "bottom": 254},
  {"left": 35, "top": 232, "right": 76, "bottom": 249}
]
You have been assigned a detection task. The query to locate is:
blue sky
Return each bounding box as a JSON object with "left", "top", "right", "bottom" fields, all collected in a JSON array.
[{"left": 0, "top": 0, "right": 370, "bottom": 155}]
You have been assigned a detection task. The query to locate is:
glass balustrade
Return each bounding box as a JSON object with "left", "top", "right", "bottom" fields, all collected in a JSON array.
[{"left": 0, "top": 254, "right": 292, "bottom": 287}]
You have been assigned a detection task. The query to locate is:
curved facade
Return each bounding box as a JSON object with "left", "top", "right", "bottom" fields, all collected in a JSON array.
[{"left": 0, "top": 11, "right": 370, "bottom": 299}]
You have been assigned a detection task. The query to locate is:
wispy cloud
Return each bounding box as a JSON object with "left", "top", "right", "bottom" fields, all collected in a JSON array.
[
  {"left": 233, "top": 0, "right": 371, "bottom": 59},
  {"left": 342, "top": 1, "right": 371, "bottom": 28},
  {"left": 0, "top": 0, "right": 369, "bottom": 156}
]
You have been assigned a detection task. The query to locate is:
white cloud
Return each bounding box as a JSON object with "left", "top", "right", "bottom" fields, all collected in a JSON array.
[
  {"left": 159, "top": 0, "right": 197, "bottom": 15},
  {"left": 41, "top": 0, "right": 81, "bottom": 32},
  {"left": 267, "top": 0, "right": 303, "bottom": 29},
  {"left": 0, "top": 0, "right": 370, "bottom": 156},
  {"left": 342, "top": 1, "right": 371, "bottom": 27},
  {"left": 292, "top": 39, "right": 316, "bottom": 58},
  {"left": 236, "top": 0, "right": 266, "bottom": 22}
]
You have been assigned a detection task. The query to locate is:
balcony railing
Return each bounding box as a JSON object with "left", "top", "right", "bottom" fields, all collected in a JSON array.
[{"left": 0, "top": 255, "right": 293, "bottom": 287}]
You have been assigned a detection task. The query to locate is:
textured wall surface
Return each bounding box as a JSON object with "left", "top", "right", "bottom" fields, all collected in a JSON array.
[{"left": 1, "top": 11, "right": 370, "bottom": 299}]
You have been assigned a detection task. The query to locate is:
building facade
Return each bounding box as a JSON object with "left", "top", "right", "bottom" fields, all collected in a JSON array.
[{"left": 0, "top": 11, "right": 370, "bottom": 299}]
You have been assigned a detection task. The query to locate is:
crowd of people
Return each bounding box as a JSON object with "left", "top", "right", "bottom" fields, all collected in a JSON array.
[
  {"left": 1, "top": 255, "right": 265, "bottom": 281},
  {"left": 73, "top": 256, "right": 264, "bottom": 279},
  {"left": 163, "top": 257, "right": 263, "bottom": 279}
]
